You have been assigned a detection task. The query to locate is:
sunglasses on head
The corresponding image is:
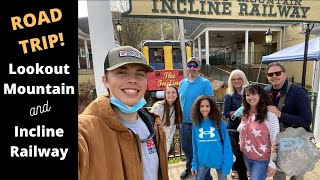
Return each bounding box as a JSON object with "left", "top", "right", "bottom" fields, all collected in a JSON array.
[
  {"left": 267, "top": 71, "right": 282, "bottom": 77},
  {"left": 187, "top": 64, "right": 198, "bottom": 68}
]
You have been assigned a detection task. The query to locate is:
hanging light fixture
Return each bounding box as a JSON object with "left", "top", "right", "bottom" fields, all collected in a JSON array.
[
  {"left": 115, "top": 19, "right": 122, "bottom": 45},
  {"left": 265, "top": 28, "right": 273, "bottom": 45},
  {"left": 265, "top": 28, "right": 273, "bottom": 55},
  {"left": 216, "top": 33, "right": 224, "bottom": 50}
]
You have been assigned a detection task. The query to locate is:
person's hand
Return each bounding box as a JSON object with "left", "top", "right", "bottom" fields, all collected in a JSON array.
[
  {"left": 270, "top": 142, "right": 278, "bottom": 161},
  {"left": 267, "top": 165, "right": 277, "bottom": 177},
  {"left": 267, "top": 105, "right": 281, "bottom": 118},
  {"left": 191, "top": 169, "right": 197, "bottom": 175},
  {"left": 271, "top": 142, "right": 278, "bottom": 153},
  {"left": 230, "top": 111, "right": 236, "bottom": 121}
]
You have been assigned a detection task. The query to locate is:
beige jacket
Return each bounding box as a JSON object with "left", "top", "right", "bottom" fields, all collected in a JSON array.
[{"left": 78, "top": 95, "right": 169, "bottom": 180}]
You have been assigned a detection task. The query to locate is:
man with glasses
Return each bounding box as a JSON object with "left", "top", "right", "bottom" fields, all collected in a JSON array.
[
  {"left": 78, "top": 46, "right": 169, "bottom": 180},
  {"left": 178, "top": 57, "right": 214, "bottom": 179},
  {"left": 265, "top": 62, "right": 312, "bottom": 180}
]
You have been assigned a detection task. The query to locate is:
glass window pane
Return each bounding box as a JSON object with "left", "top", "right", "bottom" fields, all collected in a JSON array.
[
  {"left": 172, "top": 48, "right": 183, "bottom": 69},
  {"left": 149, "top": 48, "right": 165, "bottom": 70}
]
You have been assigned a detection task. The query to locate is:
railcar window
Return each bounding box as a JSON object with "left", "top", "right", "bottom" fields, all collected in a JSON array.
[
  {"left": 149, "top": 48, "right": 165, "bottom": 70},
  {"left": 172, "top": 48, "right": 183, "bottom": 69}
]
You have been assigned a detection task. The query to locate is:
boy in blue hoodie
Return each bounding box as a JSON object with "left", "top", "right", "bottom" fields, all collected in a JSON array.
[{"left": 191, "top": 95, "right": 233, "bottom": 180}]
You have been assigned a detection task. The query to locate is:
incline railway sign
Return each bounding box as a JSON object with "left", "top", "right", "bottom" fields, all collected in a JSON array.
[{"left": 123, "top": 0, "right": 320, "bottom": 23}]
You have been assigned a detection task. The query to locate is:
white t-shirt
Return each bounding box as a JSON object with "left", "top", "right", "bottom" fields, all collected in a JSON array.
[
  {"left": 151, "top": 102, "right": 177, "bottom": 154},
  {"left": 121, "top": 116, "right": 159, "bottom": 180}
]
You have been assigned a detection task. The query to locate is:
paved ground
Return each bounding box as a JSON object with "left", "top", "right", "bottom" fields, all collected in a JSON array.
[{"left": 168, "top": 160, "right": 320, "bottom": 180}]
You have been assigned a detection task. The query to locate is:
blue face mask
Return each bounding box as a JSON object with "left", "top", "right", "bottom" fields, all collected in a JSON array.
[{"left": 110, "top": 96, "right": 147, "bottom": 114}]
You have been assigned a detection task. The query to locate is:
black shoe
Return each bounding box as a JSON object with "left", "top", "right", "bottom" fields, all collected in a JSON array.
[{"left": 180, "top": 169, "right": 191, "bottom": 179}]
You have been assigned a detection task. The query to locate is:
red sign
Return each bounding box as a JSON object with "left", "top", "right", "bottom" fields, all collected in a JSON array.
[{"left": 147, "top": 70, "right": 183, "bottom": 91}]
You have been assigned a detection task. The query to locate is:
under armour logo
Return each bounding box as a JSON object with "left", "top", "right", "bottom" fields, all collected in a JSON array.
[{"left": 199, "top": 127, "right": 215, "bottom": 138}]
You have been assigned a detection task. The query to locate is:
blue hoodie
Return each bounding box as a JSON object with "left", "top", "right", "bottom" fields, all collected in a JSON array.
[{"left": 192, "top": 118, "right": 233, "bottom": 174}]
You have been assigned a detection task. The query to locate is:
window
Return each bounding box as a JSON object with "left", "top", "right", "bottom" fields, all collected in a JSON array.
[
  {"left": 149, "top": 48, "right": 165, "bottom": 70},
  {"left": 172, "top": 48, "right": 183, "bottom": 69}
]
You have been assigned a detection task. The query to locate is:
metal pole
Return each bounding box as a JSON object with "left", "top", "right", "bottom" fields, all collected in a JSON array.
[
  {"left": 178, "top": 19, "right": 187, "bottom": 78},
  {"left": 302, "top": 24, "right": 310, "bottom": 87},
  {"left": 118, "top": 31, "right": 121, "bottom": 46}
]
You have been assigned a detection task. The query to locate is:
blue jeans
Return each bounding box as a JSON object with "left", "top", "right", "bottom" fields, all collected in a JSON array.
[
  {"left": 180, "top": 123, "right": 193, "bottom": 170},
  {"left": 243, "top": 154, "right": 269, "bottom": 180},
  {"left": 193, "top": 165, "right": 226, "bottom": 180},
  {"left": 228, "top": 130, "right": 248, "bottom": 180},
  {"left": 180, "top": 123, "right": 212, "bottom": 179}
]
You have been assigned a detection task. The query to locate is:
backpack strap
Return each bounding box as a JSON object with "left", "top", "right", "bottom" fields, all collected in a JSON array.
[
  {"left": 139, "top": 108, "right": 155, "bottom": 131},
  {"left": 277, "top": 81, "right": 292, "bottom": 131},
  {"left": 277, "top": 81, "right": 292, "bottom": 111}
]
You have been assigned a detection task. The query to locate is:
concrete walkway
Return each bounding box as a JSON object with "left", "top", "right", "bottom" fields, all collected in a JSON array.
[{"left": 169, "top": 160, "right": 320, "bottom": 180}]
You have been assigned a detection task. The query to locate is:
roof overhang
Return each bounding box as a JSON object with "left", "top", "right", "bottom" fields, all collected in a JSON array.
[{"left": 188, "top": 22, "right": 290, "bottom": 40}]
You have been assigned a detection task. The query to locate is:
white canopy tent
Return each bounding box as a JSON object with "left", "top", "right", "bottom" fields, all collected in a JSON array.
[
  {"left": 262, "top": 36, "right": 320, "bottom": 62},
  {"left": 262, "top": 36, "right": 320, "bottom": 93}
]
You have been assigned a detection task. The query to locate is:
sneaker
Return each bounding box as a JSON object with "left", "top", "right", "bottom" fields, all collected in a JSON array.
[{"left": 180, "top": 169, "right": 191, "bottom": 179}]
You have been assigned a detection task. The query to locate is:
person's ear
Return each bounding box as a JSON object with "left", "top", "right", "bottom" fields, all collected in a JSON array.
[{"left": 102, "top": 75, "right": 109, "bottom": 89}]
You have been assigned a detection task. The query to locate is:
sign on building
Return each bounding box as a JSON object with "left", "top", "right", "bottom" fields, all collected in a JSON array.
[{"left": 123, "top": 0, "right": 320, "bottom": 23}]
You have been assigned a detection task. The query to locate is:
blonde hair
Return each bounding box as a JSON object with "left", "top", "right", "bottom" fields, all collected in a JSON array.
[{"left": 226, "top": 69, "right": 249, "bottom": 96}]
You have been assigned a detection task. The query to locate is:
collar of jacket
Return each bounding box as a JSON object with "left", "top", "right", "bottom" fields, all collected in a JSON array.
[
  {"left": 95, "top": 94, "right": 160, "bottom": 133},
  {"left": 275, "top": 80, "right": 289, "bottom": 97},
  {"left": 266, "top": 80, "right": 289, "bottom": 97},
  {"left": 233, "top": 88, "right": 242, "bottom": 99}
]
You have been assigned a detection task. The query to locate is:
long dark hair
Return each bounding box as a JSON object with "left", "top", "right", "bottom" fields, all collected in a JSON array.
[
  {"left": 163, "top": 84, "right": 183, "bottom": 126},
  {"left": 191, "top": 95, "right": 222, "bottom": 127},
  {"left": 242, "top": 84, "right": 272, "bottom": 123}
]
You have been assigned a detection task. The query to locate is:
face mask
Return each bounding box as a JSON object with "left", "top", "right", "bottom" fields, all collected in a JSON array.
[
  {"left": 231, "top": 106, "right": 244, "bottom": 121},
  {"left": 110, "top": 96, "right": 147, "bottom": 114}
]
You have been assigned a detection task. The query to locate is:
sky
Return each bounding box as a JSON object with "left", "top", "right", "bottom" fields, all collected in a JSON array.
[{"left": 78, "top": 1, "right": 88, "bottom": 18}]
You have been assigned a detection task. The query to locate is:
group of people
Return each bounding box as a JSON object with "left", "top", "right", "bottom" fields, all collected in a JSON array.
[{"left": 78, "top": 45, "right": 312, "bottom": 180}]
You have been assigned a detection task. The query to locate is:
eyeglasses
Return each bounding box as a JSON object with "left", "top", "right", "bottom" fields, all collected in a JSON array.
[
  {"left": 187, "top": 64, "right": 198, "bottom": 68},
  {"left": 232, "top": 78, "right": 242, "bottom": 81},
  {"left": 267, "top": 71, "right": 282, "bottom": 77}
]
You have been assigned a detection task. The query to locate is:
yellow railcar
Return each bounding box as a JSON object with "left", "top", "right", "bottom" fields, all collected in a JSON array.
[{"left": 141, "top": 40, "right": 191, "bottom": 100}]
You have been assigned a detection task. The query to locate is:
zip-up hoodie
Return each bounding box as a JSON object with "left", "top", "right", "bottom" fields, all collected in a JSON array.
[
  {"left": 192, "top": 119, "right": 233, "bottom": 174},
  {"left": 78, "top": 94, "right": 169, "bottom": 180}
]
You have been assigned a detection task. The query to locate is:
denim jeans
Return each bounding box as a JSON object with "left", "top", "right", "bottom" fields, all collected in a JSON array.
[
  {"left": 180, "top": 123, "right": 212, "bottom": 179},
  {"left": 243, "top": 154, "right": 269, "bottom": 180},
  {"left": 228, "top": 130, "right": 248, "bottom": 180},
  {"left": 193, "top": 165, "right": 226, "bottom": 180},
  {"left": 180, "top": 122, "right": 193, "bottom": 170}
]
